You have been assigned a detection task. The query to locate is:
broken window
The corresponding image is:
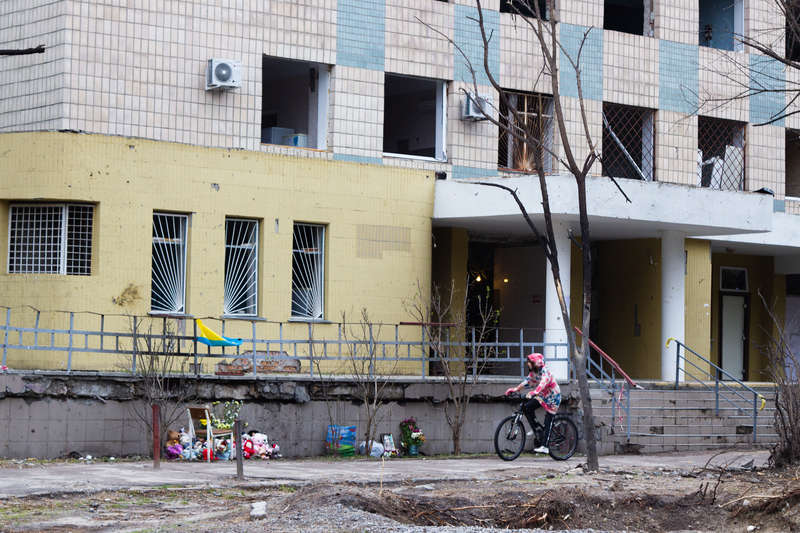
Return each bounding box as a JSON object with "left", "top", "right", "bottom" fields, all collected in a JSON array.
[
  {"left": 292, "top": 223, "right": 325, "bottom": 320},
  {"left": 152, "top": 213, "right": 188, "bottom": 314},
  {"left": 699, "top": 0, "right": 744, "bottom": 52},
  {"left": 787, "top": 129, "right": 800, "bottom": 200},
  {"left": 604, "top": 0, "right": 653, "bottom": 36},
  {"left": 500, "top": 0, "right": 549, "bottom": 20},
  {"left": 498, "top": 92, "right": 554, "bottom": 174},
  {"left": 602, "top": 103, "right": 655, "bottom": 181},
  {"left": 224, "top": 218, "right": 259, "bottom": 316},
  {"left": 789, "top": 7, "right": 800, "bottom": 67},
  {"left": 8, "top": 203, "right": 93, "bottom": 275},
  {"left": 697, "top": 117, "right": 745, "bottom": 190},
  {"left": 383, "top": 74, "right": 446, "bottom": 160},
  {"left": 261, "top": 56, "right": 329, "bottom": 150}
]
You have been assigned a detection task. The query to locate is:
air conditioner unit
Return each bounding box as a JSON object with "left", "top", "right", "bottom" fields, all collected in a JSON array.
[
  {"left": 461, "top": 92, "right": 492, "bottom": 121},
  {"left": 205, "top": 58, "right": 242, "bottom": 91}
]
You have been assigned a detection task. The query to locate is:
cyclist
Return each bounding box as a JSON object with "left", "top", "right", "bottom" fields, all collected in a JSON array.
[{"left": 505, "top": 353, "right": 561, "bottom": 454}]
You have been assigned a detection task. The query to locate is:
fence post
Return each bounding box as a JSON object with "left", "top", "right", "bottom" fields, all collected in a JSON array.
[
  {"left": 626, "top": 385, "right": 632, "bottom": 442},
  {"left": 152, "top": 403, "right": 161, "bottom": 470},
  {"left": 252, "top": 321, "right": 257, "bottom": 378},
  {"left": 715, "top": 377, "right": 720, "bottom": 416},
  {"left": 132, "top": 316, "right": 138, "bottom": 373},
  {"left": 67, "top": 312, "right": 74, "bottom": 372},
  {"left": 752, "top": 391, "right": 758, "bottom": 443},
  {"left": 308, "top": 322, "right": 314, "bottom": 378},
  {"left": 192, "top": 319, "right": 198, "bottom": 374},
  {"left": 369, "top": 323, "right": 374, "bottom": 379},
  {"left": 471, "top": 327, "right": 477, "bottom": 378},
  {"left": 235, "top": 418, "right": 244, "bottom": 479},
  {"left": 1, "top": 308, "right": 9, "bottom": 368},
  {"left": 421, "top": 324, "right": 426, "bottom": 378},
  {"left": 519, "top": 329, "right": 525, "bottom": 377},
  {"left": 674, "top": 341, "right": 681, "bottom": 388}
]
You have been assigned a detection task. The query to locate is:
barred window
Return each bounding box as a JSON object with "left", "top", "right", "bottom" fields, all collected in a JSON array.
[
  {"left": 224, "top": 218, "right": 258, "bottom": 316},
  {"left": 292, "top": 223, "right": 325, "bottom": 320},
  {"left": 697, "top": 117, "right": 745, "bottom": 191},
  {"left": 8, "top": 204, "right": 93, "bottom": 275},
  {"left": 151, "top": 213, "right": 187, "bottom": 314},
  {"left": 602, "top": 103, "right": 655, "bottom": 181},
  {"left": 499, "top": 92, "right": 554, "bottom": 174}
]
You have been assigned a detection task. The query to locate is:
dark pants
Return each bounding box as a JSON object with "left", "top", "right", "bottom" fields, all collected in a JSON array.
[{"left": 522, "top": 398, "right": 554, "bottom": 446}]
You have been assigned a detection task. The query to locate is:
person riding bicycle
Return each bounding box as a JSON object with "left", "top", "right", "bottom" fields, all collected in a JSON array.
[{"left": 505, "top": 353, "right": 561, "bottom": 454}]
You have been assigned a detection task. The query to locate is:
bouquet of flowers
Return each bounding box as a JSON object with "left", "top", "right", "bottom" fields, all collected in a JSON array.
[{"left": 399, "top": 417, "right": 426, "bottom": 448}]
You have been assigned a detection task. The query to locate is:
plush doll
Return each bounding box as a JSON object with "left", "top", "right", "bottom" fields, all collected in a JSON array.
[
  {"left": 215, "top": 439, "right": 231, "bottom": 461},
  {"left": 242, "top": 438, "right": 254, "bottom": 459},
  {"left": 165, "top": 443, "right": 183, "bottom": 459},
  {"left": 179, "top": 434, "right": 192, "bottom": 448},
  {"left": 180, "top": 445, "right": 198, "bottom": 460}
]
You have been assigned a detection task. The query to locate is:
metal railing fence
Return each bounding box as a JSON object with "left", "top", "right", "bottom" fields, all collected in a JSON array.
[
  {"left": 668, "top": 338, "right": 765, "bottom": 442},
  {"left": 0, "top": 307, "right": 571, "bottom": 380}
]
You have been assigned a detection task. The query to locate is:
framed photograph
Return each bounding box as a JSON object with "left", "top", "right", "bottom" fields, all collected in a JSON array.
[{"left": 381, "top": 433, "right": 396, "bottom": 452}]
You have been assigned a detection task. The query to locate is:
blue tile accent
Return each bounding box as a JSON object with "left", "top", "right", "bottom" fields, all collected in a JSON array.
[
  {"left": 774, "top": 199, "right": 786, "bottom": 212},
  {"left": 454, "top": 5, "right": 499, "bottom": 86},
  {"left": 750, "top": 55, "right": 785, "bottom": 127},
  {"left": 659, "top": 40, "right": 699, "bottom": 114},
  {"left": 451, "top": 165, "right": 498, "bottom": 180},
  {"left": 559, "top": 24, "right": 603, "bottom": 101},
  {"left": 333, "top": 153, "right": 383, "bottom": 165},
  {"left": 337, "top": 0, "right": 385, "bottom": 71}
]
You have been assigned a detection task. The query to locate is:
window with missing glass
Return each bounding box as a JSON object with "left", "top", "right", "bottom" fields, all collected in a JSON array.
[
  {"left": 8, "top": 204, "right": 94, "bottom": 275},
  {"left": 720, "top": 267, "right": 748, "bottom": 292}
]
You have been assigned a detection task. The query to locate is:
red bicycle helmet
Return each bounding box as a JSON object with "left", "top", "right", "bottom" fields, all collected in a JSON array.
[{"left": 526, "top": 353, "right": 544, "bottom": 366}]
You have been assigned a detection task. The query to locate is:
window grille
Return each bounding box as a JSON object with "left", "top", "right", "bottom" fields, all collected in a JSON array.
[
  {"left": 697, "top": 117, "right": 745, "bottom": 191},
  {"left": 498, "top": 92, "right": 554, "bottom": 174},
  {"left": 224, "top": 218, "right": 258, "bottom": 316},
  {"left": 602, "top": 103, "right": 655, "bottom": 181},
  {"left": 151, "top": 213, "right": 187, "bottom": 314},
  {"left": 292, "top": 223, "right": 324, "bottom": 320},
  {"left": 8, "top": 204, "right": 93, "bottom": 275}
]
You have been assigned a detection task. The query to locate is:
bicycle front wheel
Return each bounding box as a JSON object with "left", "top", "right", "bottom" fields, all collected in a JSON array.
[
  {"left": 548, "top": 416, "right": 578, "bottom": 461},
  {"left": 494, "top": 415, "right": 527, "bottom": 461}
]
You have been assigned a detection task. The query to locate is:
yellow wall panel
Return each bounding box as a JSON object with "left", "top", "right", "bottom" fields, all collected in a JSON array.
[{"left": 0, "top": 132, "right": 436, "bottom": 371}]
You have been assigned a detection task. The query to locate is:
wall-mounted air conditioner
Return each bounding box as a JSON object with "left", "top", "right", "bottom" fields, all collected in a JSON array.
[
  {"left": 461, "top": 92, "right": 492, "bottom": 121},
  {"left": 205, "top": 59, "right": 242, "bottom": 91}
]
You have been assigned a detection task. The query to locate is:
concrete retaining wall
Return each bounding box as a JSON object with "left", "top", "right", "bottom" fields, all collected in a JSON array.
[{"left": 0, "top": 371, "right": 578, "bottom": 459}]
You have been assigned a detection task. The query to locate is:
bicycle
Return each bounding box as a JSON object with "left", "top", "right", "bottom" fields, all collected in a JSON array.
[{"left": 494, "top": 393, "right": 578, "bottom": 461}]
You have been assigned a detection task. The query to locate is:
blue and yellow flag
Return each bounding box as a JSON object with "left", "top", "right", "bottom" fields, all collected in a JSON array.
[{"left": 195, "top": 319, "right": 243, "bottom": 347}]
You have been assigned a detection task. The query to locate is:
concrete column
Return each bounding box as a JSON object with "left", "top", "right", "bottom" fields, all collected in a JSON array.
[
  {"left": 544, "top": 219, "right": 570, "bottom": 381},
  {"left": 661, "top": 230, "right": 685, "bottom": 381}
]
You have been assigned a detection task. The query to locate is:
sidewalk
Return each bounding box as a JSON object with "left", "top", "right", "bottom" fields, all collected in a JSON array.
[{"left": 0, "top": 449, "right": 770, "bottom": 499}]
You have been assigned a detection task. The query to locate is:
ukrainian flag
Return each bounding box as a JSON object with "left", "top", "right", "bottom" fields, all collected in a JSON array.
[{"left": 195, "top": 319, "right": 243, "bottom": 347}]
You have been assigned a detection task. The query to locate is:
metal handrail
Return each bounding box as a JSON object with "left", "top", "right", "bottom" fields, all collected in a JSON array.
[
  {"left": 574, "top": 328, "right": 641, "bottom": 442},
  {"left": 667, "top": 338, "right": 765, "bottom": 442}
]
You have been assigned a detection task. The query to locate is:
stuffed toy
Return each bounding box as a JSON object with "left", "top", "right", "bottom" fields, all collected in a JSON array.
[
  {"left": 167, "top": 429, "right": 180, "bottom": 442},
  {"left": 242, "top": 438, "right": 254, "bottom": 459},
  {"left": 215, "top": 438, "right": 231, "bottom": 461},
  {"left": 251, "top": 433, "right": 267, "bottom": 458},
  {"left": 179, "top": 434, "right": 192, "bottom": 448},
  {"left": 180, "top": 446, "right": 198, "bottom": 460},
  {"left": 164, "top": 443, "right": 183, "bottom": 459},
  {"left": 201, "top": 447, "right": 217, "bottom": 461}
]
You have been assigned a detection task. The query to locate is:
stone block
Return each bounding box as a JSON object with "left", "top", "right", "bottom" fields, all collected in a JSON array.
[
  {"left": 27, "top": 399, "right": 50, "bottom": 420},
  {"left": 8, "top": 416, "right": 29, "bottom": 442}
]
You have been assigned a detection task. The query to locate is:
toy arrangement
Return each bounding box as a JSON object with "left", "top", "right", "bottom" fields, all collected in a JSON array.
[{"left": 164, "top": 428, "right": 281, "bottom": 461}]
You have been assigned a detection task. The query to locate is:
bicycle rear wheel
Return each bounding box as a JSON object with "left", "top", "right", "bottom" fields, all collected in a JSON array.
[
  {"left": 494, "top": 415, "right": 527, "bottom": 461},
  {"left": 548, "top": 416, "right": 578, "bottom": 461}
]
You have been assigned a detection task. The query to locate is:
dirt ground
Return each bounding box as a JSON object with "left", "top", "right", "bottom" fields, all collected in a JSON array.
[{"left": 1, "top": 455, "right": 800, "bottom": 532}]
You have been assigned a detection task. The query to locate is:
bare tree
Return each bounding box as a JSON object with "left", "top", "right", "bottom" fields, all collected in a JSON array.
[
  {"left": 758, "top": 292, "right": 800, "bottom": 466},
  {"left": 126, "top": 316, "right": 198, "bottom": 456},
  {"left": 406, "top": 279, "right": 497, "bottom": 455},
  {"left": 422, "top": 0, "right": 632, "bottom": 469},
  {"left": 340, "top": 309, "right": 398, "bottom": 455}
]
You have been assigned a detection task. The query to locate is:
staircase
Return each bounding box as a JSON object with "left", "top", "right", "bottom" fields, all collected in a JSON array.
[{"left": 590, "top": 382, "right": 778, "bottom": 454}]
